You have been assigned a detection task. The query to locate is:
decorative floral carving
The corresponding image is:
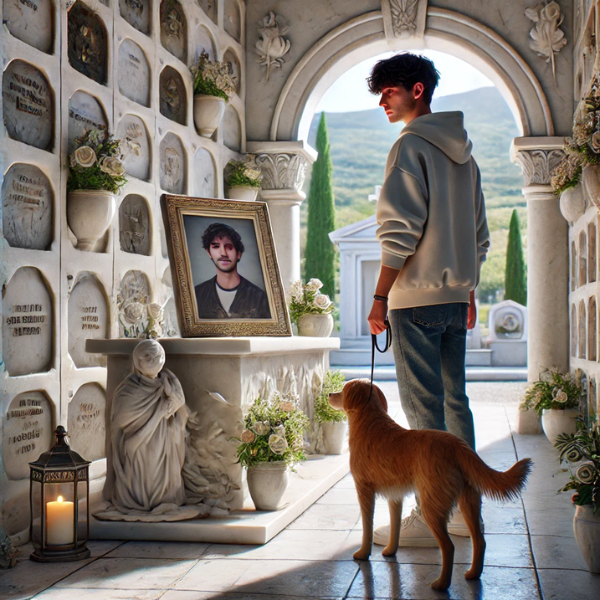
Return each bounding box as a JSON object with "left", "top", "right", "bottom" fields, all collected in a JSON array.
[
  {"left": 255, "top": 12, "right": 291, "bottom": 82},
  {"left": 254, "top": 153, "right": 307, "bottom": 190},
  {"left": 525, "top": 1, "right": 567, "bottom": 82},
  {"left": 513, "top": 148, "right": 565, "bottom": 186},
  {"left": 390, "top": 0, "right": 420, "bottom": 36}
]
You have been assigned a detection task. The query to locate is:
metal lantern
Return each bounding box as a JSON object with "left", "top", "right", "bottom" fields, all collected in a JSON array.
[{"left": 29, "top": 425, "right": 91, "bottom": 562}]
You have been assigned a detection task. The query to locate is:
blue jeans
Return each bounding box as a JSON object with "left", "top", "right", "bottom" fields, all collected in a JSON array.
[{"left": 389, "top": 303, "right": 476, "bottom": 451}]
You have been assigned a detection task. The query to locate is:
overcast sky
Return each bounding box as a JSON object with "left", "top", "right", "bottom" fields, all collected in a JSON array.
[{"left": 316, "top": 49, "right": 494, "bottom": 113}]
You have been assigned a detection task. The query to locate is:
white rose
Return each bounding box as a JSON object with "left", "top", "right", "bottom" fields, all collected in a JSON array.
[
  {"left": 99, "top": 156, "right": 125, "bottom": 178},
  {"left": 147, "top": 303, "right": 163, "bottom": 320},
  {"left": 273, "top": 424, "right": 286, "bottom": 436},
  {"left": 553, "top": 389, "right": 568, "bottom": 403},
  {"left": 306, "top": 278, "right": 323, "bottom": 291},
  {"left": 290, "top": 280, "right": 303, "bottom": 301},
  {"left": 314, "top": 293, "right": 332, "bottom": 311},
  {"left": 575, "top": 462, "right": 597, "bottom": 484},
  {"left": 123, "top": 302, "right": 144, "bottom": 324},
  {"left": 73, "top": 146, "right": 97, "bottom": 168},
  {"left": 252, "top": 421, "right": 270, "bottom": 436},
  {"left": 268, "top": 434, "right": 288, "bottom": 455}
]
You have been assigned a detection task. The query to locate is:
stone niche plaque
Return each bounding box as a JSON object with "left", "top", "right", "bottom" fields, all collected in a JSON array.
[
  {"left": 4, "top": 391, "right": 53, "bottom": 480},
  {"left": 159, "top": 132, "right": 185, "bottom": 193},
  {"left": 68, "top": 1, "right": 108, "bottom": 85},
  {"left": 224, "top": 0, "right": 241, "bottom": 42},
  {"left": 199, "top": 0, "right": 217, "bottom": 23},
  {"left": 194, "top": 25, "right": 216, "bottom": 61},
  {"left": 116, "top": 114, "right": 151, "bottom": 181},
  {"left": 194, "top": 147, "right": 216, "bottom": 198},
  {"left": 2, "top": 60, "right": 53, "bottom": 150},
  {"left": 223, "top": 105, "right": 241, "bottom": 152},
  {"left": 3, "top": 267, "right": 53, "bottom": 376},
  {"left": 68, "top": 273, "right": 109, "bottom": 368},
  {"left": 2, "top": 163, "right": 53, "bottom": 250},
  {"left": 68, "top": 383, "right": 106, "bottom": 462},
  {"left": 159, "top": 66, "right": 187, "bottom": 125},
  {"left": 160, "top": 0, "right": 187, "bottom": 62},
  {"left": 119, "top": 194, "right": 151, "bottom": 255},
  {"left": 118, "top": 39, "right": 151, "bottom": 107},
  {"left": 224, "top": 49, "right": 241, "bottom": 94},
  {"left": 68, "top": 91, "right": 107, "bottom": 153},
  {"left": 120, "top": 0, "right": 151, "bottom": 34},
  {"left": 118, "top": 269, "right": 151, "bottom": 336},
  {"left": 3, "top": 0, "right": 53, "bottom": 53}
]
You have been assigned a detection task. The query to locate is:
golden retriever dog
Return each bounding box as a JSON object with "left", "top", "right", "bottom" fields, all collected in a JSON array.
[{"left": 329, "top": 379, "right": 532, "bottom": 591}]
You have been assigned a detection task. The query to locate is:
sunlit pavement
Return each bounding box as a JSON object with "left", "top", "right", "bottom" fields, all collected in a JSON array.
[{"left": 3, "top": 381, "right": 599, "bottom": 600}]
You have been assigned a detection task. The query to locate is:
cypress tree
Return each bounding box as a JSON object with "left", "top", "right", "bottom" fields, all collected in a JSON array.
[
  {"left": 504, "top": 209, "right": 527, "bottom": 305},
  {"left": 304, "top": 112, "right": 336, "bottom": 298}
]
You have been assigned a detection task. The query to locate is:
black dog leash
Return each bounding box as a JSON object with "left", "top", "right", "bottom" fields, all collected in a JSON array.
[{"left": 370, "top": 319, "right": 392, "bottom": 398}]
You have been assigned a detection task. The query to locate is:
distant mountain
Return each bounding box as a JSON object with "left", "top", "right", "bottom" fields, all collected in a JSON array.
[{"left": 304, "top": 87, "right": 526, "bottom": 299}]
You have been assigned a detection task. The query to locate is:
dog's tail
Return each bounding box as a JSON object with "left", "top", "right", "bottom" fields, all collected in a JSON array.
[{"left": 459, "top": 447, "right": 533, "bottom": 502}]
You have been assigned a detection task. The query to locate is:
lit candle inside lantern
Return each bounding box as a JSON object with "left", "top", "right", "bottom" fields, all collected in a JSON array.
[{"left": 46, "top": 496, "right": 74, "bottom": 545}]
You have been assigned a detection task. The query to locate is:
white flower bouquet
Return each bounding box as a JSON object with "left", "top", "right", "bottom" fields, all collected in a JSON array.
[
  {"left": 118, "top": 298, "right": 176, "bottom": 339},
  {"left": 190, "top": 51, "right": 236, "bottom": 101},
  {"left": 288, "top": 278, "right": 334, "bottom": 325},
  {"left": 67, "top": 129, "right": 139, "bottom": 194},
  {"left": 519, "top": 369, "right": 584, "bottom": 415},
  {"left": 236, "top": 393, "right": 309, "bottom": 469}
]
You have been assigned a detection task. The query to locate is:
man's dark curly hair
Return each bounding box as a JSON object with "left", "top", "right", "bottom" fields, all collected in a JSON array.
[
  {"left": 367, "top": 53, "right": 440, "bottom": 105},
  {"left": 202, "top": 222, "right": 245, "bottom": 254}
]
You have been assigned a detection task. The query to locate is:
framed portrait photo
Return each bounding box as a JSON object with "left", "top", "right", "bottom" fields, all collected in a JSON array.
[{"left": 161, "top": 194, "right": 292, "bottom": 337}]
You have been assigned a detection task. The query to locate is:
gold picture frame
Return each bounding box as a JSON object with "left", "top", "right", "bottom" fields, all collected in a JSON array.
[{"left": 161, "top": 194, "right": 292, "bottom": 337}]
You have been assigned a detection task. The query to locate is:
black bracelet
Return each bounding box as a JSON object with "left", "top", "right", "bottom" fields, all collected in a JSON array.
[{"left": 373, "top": 294, "right": 388, "bottom": 302}]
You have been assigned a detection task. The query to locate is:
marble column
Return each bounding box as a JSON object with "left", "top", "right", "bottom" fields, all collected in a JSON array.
[
  {"left": 511, "top": 137, "right": 568, "bottom": 433},
  {"left": 247, "top": 141, "right": 317, "bottom": 292}
]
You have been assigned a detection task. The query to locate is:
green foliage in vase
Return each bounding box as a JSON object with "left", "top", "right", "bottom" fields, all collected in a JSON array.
[
  {"left": 225, "top": 159, "right": 263, "bottom": 189},
  {"left": 314, "top": 370, "right": 347, "bottom": 423},
  {"left": 504, "top": 209, "right": 527, "bottom": 306},
  {"left": 191, "top": 52, "right": 236, "bottom": 101},
  {"left": 288, "top": 278, "right": 334, "bottom": 325},
  {"left": 520, "top": 369, "right": 584, "bottom": 416}
]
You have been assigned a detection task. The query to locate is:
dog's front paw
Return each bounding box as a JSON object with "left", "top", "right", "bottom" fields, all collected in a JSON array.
[
  {"left": 353, "top": 547, "right": 371, "bottom": 561},
  {"left": 381, "top": 545, "right": 397, "bottom": 557},
  {"left": 430, "top": 577, "right": 451, "bottom": 591}
]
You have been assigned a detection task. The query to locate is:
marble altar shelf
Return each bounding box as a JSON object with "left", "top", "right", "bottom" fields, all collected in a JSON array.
[{"left": 90, "top": 452, "right": 349, "bottom": 545}]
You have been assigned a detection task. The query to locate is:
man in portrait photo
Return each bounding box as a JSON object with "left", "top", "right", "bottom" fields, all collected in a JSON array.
[{"left": 194, "top": 222, "right": 271, "bottom": 319}]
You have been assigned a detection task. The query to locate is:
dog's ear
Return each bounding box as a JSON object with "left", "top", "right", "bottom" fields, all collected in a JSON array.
[
  {"left": 342, "top": 379, "right": 373, "bottom": 412},
  {"left": 372, "top": 384, "right": 388, "bottom": 412}
]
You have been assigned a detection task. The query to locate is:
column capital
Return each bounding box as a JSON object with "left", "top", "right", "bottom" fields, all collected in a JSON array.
[{"left": 510, "top": 136, "right": 565, "bottom": 187}]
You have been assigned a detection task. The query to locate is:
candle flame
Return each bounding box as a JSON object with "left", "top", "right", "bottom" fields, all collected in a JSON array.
[{"left": 57, "top": 496, "right": 63, "bottom": 503}]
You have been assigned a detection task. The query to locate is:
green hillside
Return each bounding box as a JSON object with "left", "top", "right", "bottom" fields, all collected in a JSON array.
[{"left": 303, "top": 87, "right": 526, "bottom": 300}]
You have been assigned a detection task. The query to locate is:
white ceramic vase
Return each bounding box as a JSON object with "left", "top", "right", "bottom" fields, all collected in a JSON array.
[
  {"left": 541, "top": 408, "right": 579, "bottom": 446},
  {"left": 573, "top": 504, "right": 600, "bottom": 573},
  {"left": 67, "top": 189, "right": 116, "bottom": 251},
  {"left": 321, "top": 420, "right": 348, "bottom": 455},
  {"left": 193, "top": 94, "right": 226, "bottom": 137},
  {"left": 247, "top": 462, "right": 290, "bottom": 511},
  {"left": 227, "top": 186, "right": 259, "bottom": 201},
  {"left": 297, "top": 313, "right": 334, "bottom": 337},
  {"left": 559, "top": 184, "right": 586, "bottom": 223},
  {"left": 582, "top": 164, "right": 600, "bottom": 211}
]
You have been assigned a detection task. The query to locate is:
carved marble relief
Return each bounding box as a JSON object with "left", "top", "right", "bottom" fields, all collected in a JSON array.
[
  {"left": 3, "top": 0, "right": 53, "bottom": 53},
  {"left": 68, "top": 383, "right": 106, "bottom": 461},
  {"left": 572, "top": 303, "right": 577, "bottom": 357},
  {"left": 3, "top": 391, "right": 53, "bottom": 480},
  {"left": 255, "top": 153, "right": 307, "bottom": 191},
  {"left": 223, "top": 105, "right": 241, "bottom": 152},
  {"left": 579, "top": 230, "right": 588, "bottom": 287},
  {"left": 117, "top": 270, "right": 151, "bottom": 337},
  {"left": 67, "top": 1, "right": 109, "bottom": 85},
  {"left": 159, "top": 66, "right": 186, "bottom": 125},
  {"left": 116, "top": 114, "right": 151, "bottom": 181},
  {"left": 68, "top": 91, "right": 107, "bottom": 153},
  {"left": 382, "top": 0, "right": 428, "bottom": 39},
  {"left": 160, "top": 0, "right": 187, "bottom": 62},
  {"left": 119, "top": 0, "right": 151, "bottom": 35},
  {"left": 579, "top": 299, "right": 587, "bottom": 359},
  {"left": 159, "top": 132, "right": 185, "bottom": 193},
  {"left": 193, "top": 147, "right": 216, "bottom": 198},
  {"left": 68, "top": 273, "right": 109, "bottom": 368},
  {"left": 2, "top": 267, "right": 53, "bottom": 376},
  {"left": 589, "top": 222, "right": 597, "bottom": 283},
  {"left": 194, "top": 25, "right": 216, "bottom": 61},
  {"left": 224, "top": 0, "right": 241, "bottom": 42},
  {"left": 589, "top": 296, "right": 597, "bottom": 361},
  {"left": 198, "top": 0, "right": 217, "bottom": 24},
  {"left": 255, "top": 12, "right": 290, "bottom": 82},
  {"left": 2, "top": 164, "right": 53, "bottom": 250},
  {"left": 2, "top": 60, "right": 53, "bottom": 151},
  {"left": 224, "top": 49, "right": 241, "bottom": 94},
  {"left": 118, "top": 39, "right": 151, "bottom": 107},
  {"left": 161, "top": 267, "right": 180, "bottom": 336},
  {"left": 119, "top": 194, "right": 151, "bottom": 255}
]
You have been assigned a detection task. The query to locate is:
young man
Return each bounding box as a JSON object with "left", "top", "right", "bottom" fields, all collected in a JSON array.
[
  {"left": 194, "top": 222, "right": 270, "bottom": 319},
  {"left": 367, "top": 53, "right": 490, "bottom": 546}
]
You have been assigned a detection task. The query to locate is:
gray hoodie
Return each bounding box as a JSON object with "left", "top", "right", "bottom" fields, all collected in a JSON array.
[{"left": 376, "top": 111, "right": 490, "bottom": 309}]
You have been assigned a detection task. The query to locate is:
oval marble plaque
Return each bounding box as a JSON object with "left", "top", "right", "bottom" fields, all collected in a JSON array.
[
  {"left": 68, "top": 273, "right": 109, "bottom": 368},
  {"left": 68, "top": 91, "right": 108, "bottom": 153},
  {"left": 116, "top": 114, "right": 151, "bottom": 181},
  {"left": 118, "top": 39, "right": 151, "bottom": 107},
  {"left": 3, "top": 0, "right": 53, "bottom": 53},
  {"left": 159, "top": 66, "right": 187, "bottom": 125},
  {"left": 119, "top": 194, "right": 151, "bottom": 255},
  {"left": 2, "top": 60, "right": 53, "bottom": 150},
  {"left": 3, "top": 267, "right": 53, "bottom": 376},
  {"left": 2, "top": 164, "right": 53, "bottom": 250},
  {"left": 68, "top": 383, "right": 106, "bottom": 461},
  {"left": 223, "top": 105, "right": 241, "bottom": 152},
  {"left": 194, "top": 147, "right": 216, "bottom": 198},
  {"left": 68, "top": 1, "right": 108, "bottom": 85},
  {"left": 160, "top": 0, "right": 187, "bottom": 62},
  {"left": 224, "top": 49, "right": 241, "bottom": 94},
  {"left": 194, "top": 25, "right": 216, "bottom": 61},
  {"left": 224, "top": 0, "right": 241, "bottom": 42},
  {"left": 4, "top": 391, "right": 53, "bottom": 480},
  {"left": 159, "top": 132, "right": 186, "bottom": 194},
  {"left": 120, "top": 269, "right": 151, "bottom": 303},
  {"left": 119, "top": 0, "right": 150, "bottom": 34}
]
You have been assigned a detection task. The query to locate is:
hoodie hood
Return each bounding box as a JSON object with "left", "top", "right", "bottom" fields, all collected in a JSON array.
[{"left": 400, "top": 111, "right": 472, "bottom": 164}]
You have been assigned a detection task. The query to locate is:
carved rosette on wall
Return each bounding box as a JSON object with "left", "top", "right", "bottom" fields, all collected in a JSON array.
[
  {"left": 254, "top": 153, "right": 307, "bottom": 191},
  {"left": 513, "top": 148, "right": 565, "bottom": 186},
  {"left": 381, "top": 0, "right": 428, "bottom": 41}
]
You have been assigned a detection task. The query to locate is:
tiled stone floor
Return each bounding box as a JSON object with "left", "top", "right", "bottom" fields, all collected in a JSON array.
[{"left": 3, "top": 381, "right": 599, "bottom": 599}]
